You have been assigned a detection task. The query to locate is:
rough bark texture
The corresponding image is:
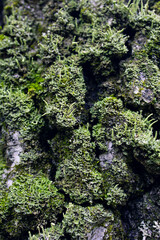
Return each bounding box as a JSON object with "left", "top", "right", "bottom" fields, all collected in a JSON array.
[{"left": 0, "top": 0, "right": 160, "bottom": 239}]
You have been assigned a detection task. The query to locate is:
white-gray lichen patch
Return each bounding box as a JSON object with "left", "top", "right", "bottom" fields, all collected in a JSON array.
[
  {"left": 2, "top": 131, "right": 23, "bottom": 187},
  {"left": 99, "top": 141, "right": 114, "bottom": 169}
]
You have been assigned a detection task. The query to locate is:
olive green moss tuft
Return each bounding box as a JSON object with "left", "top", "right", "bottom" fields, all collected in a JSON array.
[{"left": 0, "top": 173, "right": 64, "bottom": 238}]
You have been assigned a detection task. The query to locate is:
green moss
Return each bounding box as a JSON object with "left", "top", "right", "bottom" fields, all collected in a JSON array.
[
  {"left": 27, "top": 73, "right": 44, "bottom": 96},
  {"left": 78, "top": 28, "right": 128, "bottom": 80},
  {"left": 50, "top": 125, "right": 103, "bottom": 204},
  {"left": 129, "top": 3, "right": 160, "bottom": 31},
  {"left": 0, "top": 188, "right": 10, "bottom": 224},
  {"left": 91, "top": 97, "right": 159, "bottom": 193},
  {"left": 152, "top": 1, "right": 160, "bottom": 14},
  {"left": 38, "top": 33, "right": 64, "bottom": 65},
  {"left": 29, "top": 223, "right": 64, "bottom": 240},
  {"left": 144, "top": 27, "right": 160, "bottom": 68},
  {"left": 101, "top": 155, "right": 143, "bottom": 206},
  {"left": 0, "top": 86, "right": 43, "bottom": 131},
  {"left": 0, "top": 86, "right": 47, "bottom": 169},
  {"left": 91, "top": 96, "right": 123, "bottom": 125},
  {"left": 62, "top": 203, "right": 113, "bottom": 239},
  {"left": 0, "top": 34, "right": 5, "bottom": 41},
  {"left": 0, "top": 173, "right": 65, "bottom": 238},
  {"left": 104, "top": 184, "right": 127, "bottom": 207},
  {"left": 9, "top": 174, "right": 64, "bottom": 215},
  {"left": 0, "top": 139, "right": 6, "bottom": 182},
  {"left": 112, "top": 110, "right": 160, "bottom": 174},
  {"left": 92, "top": 123, "right": 107, "bottom": 151},
  {"left": 41, "top": 57, "right": 86, "bottom": 129},
  {"left": 0, "top": 34, "right": 15, "bottom": 52},
  {"left": 4, "top": 5, "right": 13, "bottom": 16},
  {"left": 3, "top": 11, "right": 35, "bottom": 41},
  {"left": 0, "top": 8, "right": 39, "bottom": 88},
  {"left": 27, "top": 83, "right": 43, "bottom": 96},
  {"left": 62, "top": 203, "right": 126, "bottom": 239},
  {"left": 119, "top": 55, "right": 160, "bottom": 108}
]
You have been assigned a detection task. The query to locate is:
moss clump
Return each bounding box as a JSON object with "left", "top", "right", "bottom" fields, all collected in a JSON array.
[
  {"left": 38, "top": 33, "right": 64, "bottom": 65},
  {"left": 63, "top": 203, "right": 112, "bottom": 239},
  {"left": 119, "top": 55, "right": 160, "bottom": 109},
  {"left": 50, "top": 125, "right": 103, "bottom": 204},
  {"left": 0, "top": 173, "right": 65, "bottom": 239},
  {"left": 92, "top": 96, "right": 160, "bottom": 174},
  {"left": 91, "top": 96, "right": 123, "bottom": 124},
  {"left": 92, "top": 96, "right": 160, "bottom": 175},
  {"left": 101, "top": 155, "right": 143, "bottom": 207},
  {"left": 91, "top": 96, "right": 123, "bottom": 152},
  {"left": 29, "top": 203, "right": 126, "bottom": 240},
  {"left": 0, "top": 85, "right": 50, "bottom": 170},
  {"left": 145, "top": 27, "right": 160, "bottom": 68},
  {"left": 128, "top": 2, "right": 160, "bottom": 31},
  {"left": 0, "top": 87, "right": 43, "bottom": 130},
  {"left": 112, "top": 110, "right": 160, "bottom": 174},
  {"left": 78, "top": 27, "right": 128, "bottom": 81},
  {"left": 62, "top": 203, "right": 126, "bottom": 240},
  {"left": 91, "top": 97, "right": 159, "bottom": 198},
  {"left": 41, "top": 57, "right": 86, "bottom": 129},
  {"left": 0, "top": 6, "right": 44, "bottom": 92}
]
